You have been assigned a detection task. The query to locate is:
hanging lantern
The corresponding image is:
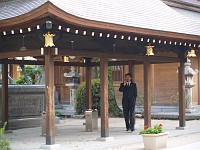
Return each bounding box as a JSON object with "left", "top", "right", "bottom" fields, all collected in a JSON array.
[
  {"left": 187, "top": 50, "right": 196, "bottom": 57},
  {"left": 43, "top": 32, "right": 55, "bottom": 47},
  {"left": 146, "top": 46, "right": 154, "bottom": 56},
  {"left": 64, "top": 56, "right": 69, "bottom": 62}
]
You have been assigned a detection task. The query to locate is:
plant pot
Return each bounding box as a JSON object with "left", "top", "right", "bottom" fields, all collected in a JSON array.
[{"left": 141, "top": 132, "right": 168, "bottom": 150}]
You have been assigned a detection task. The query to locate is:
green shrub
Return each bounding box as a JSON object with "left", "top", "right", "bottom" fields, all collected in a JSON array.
[
  {"left": 76, "top": 79, "right": 121, "bottom": 117},
  {"left": 136, "top": 93, "right": 156, "bottom": 114},
  {"left": 0, "top": 122, "right": 11, "bottom": 150},
  {"left": 170, "top": 92, "right": 191, "bottom": 108}
]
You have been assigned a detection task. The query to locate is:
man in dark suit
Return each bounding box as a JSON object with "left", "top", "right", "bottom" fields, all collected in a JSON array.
[{"left": 119, "top": 73, "right": 137, "bottom": 131}]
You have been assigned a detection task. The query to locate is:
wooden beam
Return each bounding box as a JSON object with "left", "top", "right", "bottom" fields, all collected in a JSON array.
[
  {"left": 45, "top": 48, "right": 55, "bottom": 145},
  {"left": 0, "top": 59, "right": 87, "bottom": 67},
  {"left": 178, "top": 58, "right": 186, "bottom": 127},
  {"left": 100, "top": 56, "right": 109, "bottom": 137},
  {"left": 148, "top": 56, "right": 179, "bottom": 63},
  {"left": 1, "top": 60, "right": 9, "bottom": 129},
  {"left": 0, "top": 48, "right": 179, "bottom": 63},
  {"left": 0, "top": 58, "right": 179, "bottom": 68},
  {"left": 143, "top": 58, "right": 151, "bottom": 127},
  {"left": 85, "top": 58, "right": 92, "bottom": 109},
  {"left": 0, "top": 50, "right": 41, "bottom": 59},
  {"left": 54, "top": 61, "right": 87, "bottom": 67}
]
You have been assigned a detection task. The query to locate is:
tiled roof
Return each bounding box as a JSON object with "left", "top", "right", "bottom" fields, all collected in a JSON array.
[
  {"left": 0, "top": 0, "right": 47, "bottom": 20},
  {"left": 0, "top": 0, "right": 200, "bottom": 36},
  {"left": 180, "top": 0, "right": 200, "bottom": 5}
]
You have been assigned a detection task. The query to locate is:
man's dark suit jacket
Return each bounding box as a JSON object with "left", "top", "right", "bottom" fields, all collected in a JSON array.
[{"left": 119, "top": 82, "right": 137, "bottom": 107}]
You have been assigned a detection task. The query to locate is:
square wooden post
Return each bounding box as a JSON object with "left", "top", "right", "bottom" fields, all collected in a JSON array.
[
  {"left": 128, "top": 60, "right": 133, "bottom": 75},
  {"left": 45, "top": 48, "right": 55, "bottom": 145},
  {"left": 143, "top": 58, "right": 151, "bottom": 127},
  {"left": 178, "top": 58, "right": 186, "bottom": 128},
  {"left": 85, "top": 58, "right": 92, "bottom": 110},
  {"left": 100, "top": 56, "right": 109, "bottom": 137},
  {"left": 198, "top": 53, "right": 200, "bottom": 105},
  {"left": 1, "top": 60, "right": 9, "bottom": 129},
  {"left": 128, "top": 60, "right": 135, "bottom": 82}
]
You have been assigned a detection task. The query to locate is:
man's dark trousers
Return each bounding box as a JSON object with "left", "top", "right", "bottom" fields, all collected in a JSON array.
[{"left": 123, "top": 99, "right": 136, "bottom": 130}]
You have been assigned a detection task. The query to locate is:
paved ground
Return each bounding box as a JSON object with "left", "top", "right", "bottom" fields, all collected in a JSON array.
[{"left": 5, "top": 118, "right": 200, "bottom": 150}]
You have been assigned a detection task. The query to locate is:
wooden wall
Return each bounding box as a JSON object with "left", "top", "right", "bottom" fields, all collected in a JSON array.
[
  {"left": 114, "top": 56, "right": 200, "bottom": 106},
  {"left": 54, "top": 66, "right": 70, "bottom": 102}
]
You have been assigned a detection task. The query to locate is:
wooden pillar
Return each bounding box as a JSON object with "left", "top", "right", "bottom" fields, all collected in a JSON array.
[
  {"left": 128, "top": 60, "right": 133, "bottom": 75},
  {"left": 123, "top": 65, "right": 129, "bottom": 77},
  {"left": 85, "top": 58, "right": 92, "bottom": 109},
  {"left": 198, "top": 53, "right": 200, "bottom": 105},
  {"left": 178, "top": 58, "right": 186, "bottom": 127},
  {"left": 143, "top": 58, "right": 151, "bottom": 127},
  {"left": 100, "top": 56, "right": 109, "bottom": 137},
  {"left": 45, "top": 48, "right": 55, "bottom": 145},
  {"left": 151, "top": 65, "right": 155, "bottom": 100},
  {"left": 1, "top": 60, "right": 9, "bottom": 129},
  {"left": 128, "top": 60, "right": 135, "bottom": 82}
]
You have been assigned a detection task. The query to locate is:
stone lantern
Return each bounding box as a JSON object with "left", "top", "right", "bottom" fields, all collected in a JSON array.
[
  {"left": 64, "top": 66, "right": 82, "bottom": 113},
  {"left": 184, "top": 59, "right": 198, "bottom": 113}
]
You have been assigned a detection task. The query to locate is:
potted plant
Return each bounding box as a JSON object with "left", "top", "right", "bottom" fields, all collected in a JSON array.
[{"left": 139, "top": 124, "right": 168, "bottom": 150}]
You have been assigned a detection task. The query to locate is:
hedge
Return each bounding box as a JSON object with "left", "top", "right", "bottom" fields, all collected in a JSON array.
[{"left": 75, "top": 79, "right": 122, "bottom": 117}]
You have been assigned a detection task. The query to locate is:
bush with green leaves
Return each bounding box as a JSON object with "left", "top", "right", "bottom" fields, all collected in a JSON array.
[
  {"left": 76, "top": 65, "right": 121, "bottom": 117},
  {"left": 0, "top": 122, "right": 11, "bottom": 150},
  {"left": 136, "top": 93, "right": 156, "bottom": 114},
  {"left": 76, "top": 79, "right": 121, "bottom": 116},
  {"left": 170, "top": 92, "right": 191, "bottom": 108},
  {"left": 76, "top": 79, "right": 121, "bottom": 117}
]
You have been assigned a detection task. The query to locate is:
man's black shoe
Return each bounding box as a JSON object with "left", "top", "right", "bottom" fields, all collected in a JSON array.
[
  {"left": 126, "top": 129, "right": 130, "bottom": 131},
  {"left": 131, "top": 129, "right": 135, "bottom": 132}
]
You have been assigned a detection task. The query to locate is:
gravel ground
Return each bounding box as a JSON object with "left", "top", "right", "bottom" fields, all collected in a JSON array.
[{"left": 5, "top": 118, "right": 200, "bottom": 150}]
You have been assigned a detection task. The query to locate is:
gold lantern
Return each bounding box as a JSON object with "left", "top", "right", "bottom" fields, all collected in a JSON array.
[
  {"left": 187, "top": 50, "right": 196, "bottom": 57},
  {"left": 43, "top": 32, "right": 55, "bottom": 47},
  {"left": 146, "top": 46, "right": 154, "bottom": 56},
  {"left": 64, "top": 56, "right": 69, "bottom": 62}
]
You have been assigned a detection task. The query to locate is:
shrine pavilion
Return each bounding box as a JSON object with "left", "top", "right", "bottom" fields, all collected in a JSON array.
[{"left": 0, "top": 0, "right": 200, "bottom": 147}]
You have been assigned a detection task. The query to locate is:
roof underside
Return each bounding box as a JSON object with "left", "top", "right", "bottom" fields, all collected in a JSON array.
[{"left": 0, "top": 0, "right": 200, "bottom": 37}]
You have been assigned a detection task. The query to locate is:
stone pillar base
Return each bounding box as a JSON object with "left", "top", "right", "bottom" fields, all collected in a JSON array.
[
  {"left": 40, "top": 144, "right": 60, "bottom": 150},
  {"left": 96, "top": 137, "right": 114, "bottom": 141},
  {"left": 176, "top": 127, "right": 187, "bottom": 130}
]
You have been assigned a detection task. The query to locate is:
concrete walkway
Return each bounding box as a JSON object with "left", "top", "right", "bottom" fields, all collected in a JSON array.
[{"left": 5, "top": 118, "right": 200, "bottom": 150}]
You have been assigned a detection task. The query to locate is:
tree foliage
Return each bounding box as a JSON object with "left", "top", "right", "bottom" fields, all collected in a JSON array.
[{"left": 16, "top": 65, "right": 42, "bottom": 85}]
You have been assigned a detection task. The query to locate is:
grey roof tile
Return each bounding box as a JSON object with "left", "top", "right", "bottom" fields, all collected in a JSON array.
[
  {"left": 0, "top": 0, "right": 47, "bottom": 20},
  {"left": 50, "top": 0, "right": 200, "bottom": 36},
  {"left": 0, "top": 0, "right": 200, "bottom": 36}
]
